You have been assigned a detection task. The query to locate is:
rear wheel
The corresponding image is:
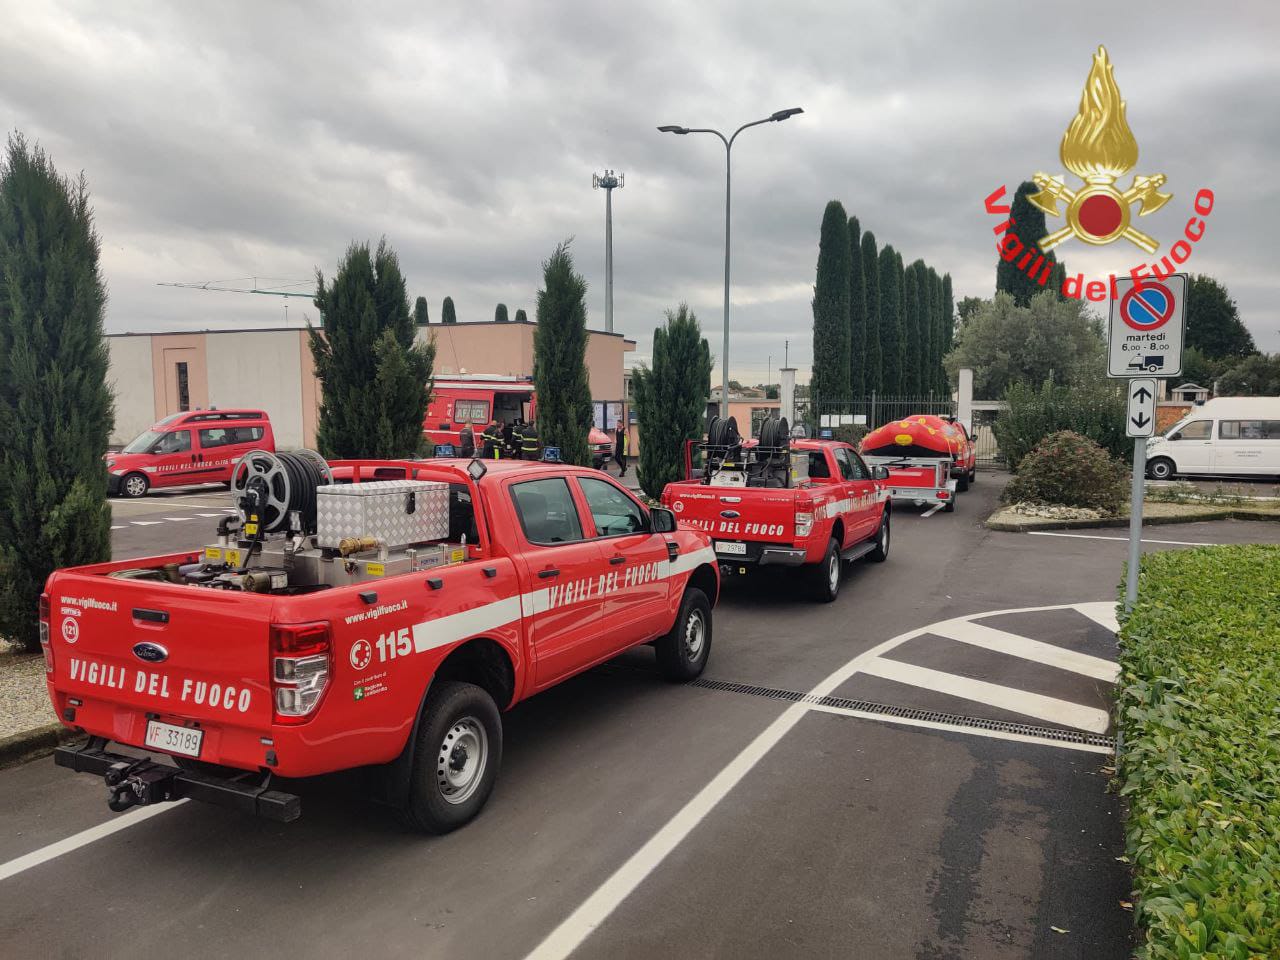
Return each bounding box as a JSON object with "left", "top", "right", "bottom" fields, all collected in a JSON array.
[
  {"left": 956, "top": 470, "right": 970, "bottom": 492},
  {"left": 400, "top": 680, "right": 502, "bottom": 834},
  {"left": 1148, "top": 457, "right": 1175, "bottom": 481},
  {"left": 868, "top": 512, "right": 890, "bottom": 562},
  {"left": 968, "top": 466, "right": 977, "bottom": 484},
  {"left": 809, "top": 537, "right": 841, "bottom": 602},
  {"left": 655, "top": 587, "right": 712, "bottom": 681},
  {"left": 943, "top": 497, "right": 956, "bottom": 513},
  {"left": 122, "top": 472, "right": 149, "bottom": 498}
]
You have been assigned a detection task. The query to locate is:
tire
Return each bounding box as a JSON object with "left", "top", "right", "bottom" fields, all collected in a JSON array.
[
  {"left": 956, "top": 470, "right": 970, "bottom": 492},
  {"left": 943, "top": 497, "right": 956, "bottom": 513},
  {"left": 1148, "top": 457, "right": 1175, "bottom": 481},
  {"left": 868, "top": 511, "right": 890, "bottom": 562},
  {"left": 808, "top": 537, "right": 841, "bottom": 602},
  {"left": 968, "top": 466, "right": 977, "bottom": 484},
  {"left": 122, "top": 472, "right": 149, "bottom": 498},
  {"left": 399, "top": 680, "right": 502, "bottom": 834},
  {"left": 655, "top": 587, "right": 713, "bottom": 681}
]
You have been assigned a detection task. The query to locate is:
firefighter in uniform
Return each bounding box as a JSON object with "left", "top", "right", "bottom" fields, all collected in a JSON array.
[
  {"left": 481, "top": 420, "right": 504, "bottom": 459},
  {"left": 519, "top": 420, "right": 540, "bottom": 460}
]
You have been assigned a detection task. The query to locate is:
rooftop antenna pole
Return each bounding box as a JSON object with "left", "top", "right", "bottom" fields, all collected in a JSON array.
[{"left": 593, "top": 170, "right": 624, "bottom": 333}]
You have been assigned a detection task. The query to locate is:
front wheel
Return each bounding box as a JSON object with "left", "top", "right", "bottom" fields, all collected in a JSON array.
[
  {"left": 808, "top": 537, "right": 841, "bottom": 602},
  {"left": 868, "top": 512, "right": 890, "bottom": 562},
  {"left": 655, "top": 587, "right": 712, "bottom": 681},
  {"left": 122, "top": 472, "right": 149, "bottom": 498},
  {"left": 400, "top": 680, "right": 502, "bottom": 834},
  {"left": 1148, "top": 457, "right": 1175, "bottom": 481}
]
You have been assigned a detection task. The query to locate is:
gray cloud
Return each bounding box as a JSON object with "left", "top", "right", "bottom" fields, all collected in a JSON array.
[{"left": 2, "top": 0, "right": 1276, "bottom": 387}]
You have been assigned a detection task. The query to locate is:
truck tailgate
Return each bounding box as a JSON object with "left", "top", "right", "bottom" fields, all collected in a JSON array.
[
  {"left": 48, "top": 571, "right": 276, "bottom": 735},
  {"left": 662, "top": 484, "right": 796, "bottom": 546}
]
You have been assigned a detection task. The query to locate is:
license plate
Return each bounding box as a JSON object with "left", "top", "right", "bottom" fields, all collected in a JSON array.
[
  {"left": 715, "top": 540, "right": 747, "bottom": 556},
  {"left": 144, "top": 720, "right": 204, "bottom": 758}
]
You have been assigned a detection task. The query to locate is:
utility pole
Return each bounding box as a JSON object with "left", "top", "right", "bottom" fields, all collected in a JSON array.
[{"left": 592, "top": 170, "right": 624, "bottom": 333}]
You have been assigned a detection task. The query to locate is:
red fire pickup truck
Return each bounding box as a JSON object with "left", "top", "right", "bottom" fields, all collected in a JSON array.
[
  {"left": 43, "top": 453, "right": 718, "bottom": 833},
  {"left": 661, "top": 418, "right": 890, "bottom": 602}
]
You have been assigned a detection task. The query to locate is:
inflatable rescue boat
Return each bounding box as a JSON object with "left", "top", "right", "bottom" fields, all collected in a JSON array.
[{"left": 860, "top": 415, "right": 965, "bottom": 460}]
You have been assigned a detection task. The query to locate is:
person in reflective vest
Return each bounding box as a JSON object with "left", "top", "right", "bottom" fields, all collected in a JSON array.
[
  {"left": 519, "top": 421, "right": 540, "bottom": 460},
  {"left": 481, "top": 420, "right": 504, "bottom": 459}
]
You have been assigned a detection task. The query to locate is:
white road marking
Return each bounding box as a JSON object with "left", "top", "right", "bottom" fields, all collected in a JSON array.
[
  {"left": 161, "top": 516, "right": 198, "bottom": 522},
  {"left": 1026, "top": 531, "right": 1213, "bottom": 547},
  {"left": 808, "top": 703, "right": 1112, "bottom": 754},
  {"left": 110, "top": 525, "right": 124, "bottom": 530},
  {"left": 932, "top": 620, "right": 1119, "bottom": 681},
  {"left": 860, "top": 656, "right": 1111, "bottom": 733},
  {"left": 195, "top": 512, "right": 230, "bottom": 518},
  {"left": 129, "top": 521, "right": 163, "bottom": 527},
  {"left": 921, "top": 503, "right": 944, "bottom": 517},
  {"left": 0, "top": 800, "right": 187, "bottom": 883},
  {"left": 1075, "top": 601, "right": 1120, "bottom": 635}
]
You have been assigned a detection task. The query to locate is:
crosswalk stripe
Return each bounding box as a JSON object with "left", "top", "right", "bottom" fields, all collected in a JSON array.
[
  {"left": 1074, "top": 601, "right": 1120, "bottom": 635},
  {"left": 862, "top": 656, "right": 1111, "bottom": 733},
  {"left": 933, "top": 620, "right": 1118, "bottom": 682}
]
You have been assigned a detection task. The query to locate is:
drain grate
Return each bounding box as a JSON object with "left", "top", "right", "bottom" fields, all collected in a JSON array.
[{"left": 688, "top": 677, "right": 1116, "bottom": 749}]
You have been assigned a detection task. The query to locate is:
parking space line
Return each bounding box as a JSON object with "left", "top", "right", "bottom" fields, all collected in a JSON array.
[
  {"left": 861, "top": 656, "right": 1111, "bottom": 732},
  {"left": 1026, "top": 531, "right": 1213, "bottom": 547},
  {"left": 162, "top": 517, "right": 195, "bottom": 521},
  {"left": 0, "top": 800, "right": 187, "bottom": 883},
  {"left": 130, "top": 521, "right": 163, "bottom": 526},
  {"left": 808, "top": 703, "right": 1113, "bottom": 754},
  {"left": 921, "top": 503, "right": 944, "bottom": 517},
  {"left": 110, "top": 525, "right": 124, "bottom": 530},
  {"left": 933, "top": 620, "right": 1119, "bottom": 681}
]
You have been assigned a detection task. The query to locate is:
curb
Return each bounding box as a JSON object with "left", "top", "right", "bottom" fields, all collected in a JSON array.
[
  {"left": 985, "top": 507, "right": 1280, "bottom": 533},
  {"left": 0, "top": 721, "right": 79, "bottom": 768}
]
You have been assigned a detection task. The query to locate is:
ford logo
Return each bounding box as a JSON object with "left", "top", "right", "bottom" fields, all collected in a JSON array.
[
  {"left": 132, "top": 641, "right": 168, "bottom": 664},
  {"left": 719, "top": 510, "right": 740, "bottom": 519}
]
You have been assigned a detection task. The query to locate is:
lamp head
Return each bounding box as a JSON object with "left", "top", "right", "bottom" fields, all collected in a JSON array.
[
  {"left": 657, "top": 125, "right": 689, "bottom": 135},
  {"left": 770, "top": 107, "right": 804, "bottom": 122}
]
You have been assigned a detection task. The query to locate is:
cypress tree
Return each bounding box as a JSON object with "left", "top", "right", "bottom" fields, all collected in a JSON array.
[
  {"left": 533, "top": 241, "right": 593, "bottom": 467},
  {"left": 414, "top": 295, "right": 429, "bottom": 326},
  {"left": 514, "top": 308, "right": 528, "bottom": 324},
  {"left": 919, "top": 264, "right": 935, "bottom": 395},
  {"left": 633, "top": 303, "right": 712, "bottom": 499},
  {"left": 902, "top": 260, "right": 922, "bottom": 394},
  {"left": 310, "top": 239, "right": 435, "bottom": 459},
  {"left": 879, "top": 245, "right": 903, "bottom": 394},
  {"left": 441, "top": 296, "right": 457, "bottom": 324},
  {"left": 848, "top": 216, "right": 866, "bottom": 397},
  {"left": 810, "top": 200, "right": 851, "bottom": 407},
  {"left": 929, "top": 268, "right": 945, "bottom": 393},
  {"left": 495, "top": 303, "right": 509, "bottom": 323},
  {"left": 862, "top": 231, "right": 882, "bottom": 393},
  {"left": 996, "top": 180, "right": 1062, "bottom": 306},
  {"left": 0, "top": 135, "right": 114, "bottom": 650},
  {"left": 941, "top": 273, "right": 955, "bottom": 386}
]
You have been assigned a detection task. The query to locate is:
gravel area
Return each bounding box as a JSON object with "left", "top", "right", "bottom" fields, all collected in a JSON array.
[{"left": 0, "top": 646, "right": 54, "bottom": 739}]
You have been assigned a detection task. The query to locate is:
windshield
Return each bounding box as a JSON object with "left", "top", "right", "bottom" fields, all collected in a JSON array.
[{"left": 122, "top": 429, "right": 163, "bottom": 454}]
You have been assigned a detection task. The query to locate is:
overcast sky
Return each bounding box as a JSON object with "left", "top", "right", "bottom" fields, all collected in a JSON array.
[{"left": 3, "top": 0, "right": 1277, "bottom": 385}]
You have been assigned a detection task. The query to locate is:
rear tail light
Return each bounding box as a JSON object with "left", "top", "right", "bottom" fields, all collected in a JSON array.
[
  {"left": 938, "top": 491, "right": 950, "bottom": 500},
  {"left": 795, "top": 511, "right": 814, "bottom": 538},
  {"left": 270, "top": 621, "right": 331, "bottom": 724},
  {"left": 39, "top": 594, "right": 53, "bottom": 674}
]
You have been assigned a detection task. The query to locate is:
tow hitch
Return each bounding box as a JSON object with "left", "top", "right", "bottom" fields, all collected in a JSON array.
[{"left": 55, "top": 737, "right": 301, "bottom": 822}]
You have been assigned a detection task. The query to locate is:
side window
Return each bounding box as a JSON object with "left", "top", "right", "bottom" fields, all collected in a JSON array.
[
  {"left": 848, "top": 450, "right": 871, "bottom": 480},
  {"left": 579, "top": 477, "right": 646, "bottom": 537},
  {"left": 808, "top": 451, "right": 831, "bottom": 479},
  {"left": 833, "top": 448, "right": 856, "bottom": 481},
  {"left": 457, "top": 400, "right": 491, "bottom": 424},
  {"left": 199, "top": 428, "right": 229, "bottom": 448},
  {"left": 155, "top": 430, "right": 191, "bottom": 454},
  {"left": 231, "top": 425, "right": 264, "bottom": 444},
  {"left": 1267, "top": 422, "right": 1280, "bottom": 440},
  {"left": 1221, "top": 420, "right": 1265, "bottom": 440},
  {"left": 1178, "top": 420, "right": 1211, "bottom": 440},
  {"left": 510, "top": 478, "right": 584, "bottom": 545}
]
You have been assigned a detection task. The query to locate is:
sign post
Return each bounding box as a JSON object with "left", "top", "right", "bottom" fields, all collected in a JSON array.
[{"left": 1109, "top": 275, "right": 1187, "bottom": 611}]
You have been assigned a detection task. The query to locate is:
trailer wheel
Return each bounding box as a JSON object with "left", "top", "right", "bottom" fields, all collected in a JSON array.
[
  {"left": 400, "top": 680, "right": 502, "bottom": 834},
  {"left": 809, "top": 538, "right": 841, "bottom": 602},
  {"left": 868, "top": 511, "right": 890, "bottom": 562},
  {"left": 943, "top": 497, "right": 956, "bottom": 513},
  {"left": 655, "top": 587, "right": 712, "bottom": 681}
]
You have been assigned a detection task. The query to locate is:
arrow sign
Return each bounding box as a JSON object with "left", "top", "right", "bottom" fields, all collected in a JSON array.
[{"left": 1126, "top": 378, "right": 1157, "bottom": 438}]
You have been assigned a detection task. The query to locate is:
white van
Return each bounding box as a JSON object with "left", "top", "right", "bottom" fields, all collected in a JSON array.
[{"left": 1146, "top": 397, "right": 1280, "bottom": 480}]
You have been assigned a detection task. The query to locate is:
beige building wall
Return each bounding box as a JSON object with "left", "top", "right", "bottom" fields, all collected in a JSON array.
[
  {"left": 106, "top": 335, "right": 157, "bottom": 444},
  {"left": 206, "top": 330, "right": 309, "bottom": 448}
]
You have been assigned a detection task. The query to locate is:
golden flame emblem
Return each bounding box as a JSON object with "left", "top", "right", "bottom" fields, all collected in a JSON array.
[{"left": 1029, "top": 46, "right": 1171, "bottom": 253}]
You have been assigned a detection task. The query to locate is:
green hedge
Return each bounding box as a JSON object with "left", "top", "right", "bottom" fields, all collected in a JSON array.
[
  {"left": 1117, "top": 545, "right": 1280, "bottom": 959},
  {"left": 995, "top": 379, "right": 1128, "bottom": 470}
]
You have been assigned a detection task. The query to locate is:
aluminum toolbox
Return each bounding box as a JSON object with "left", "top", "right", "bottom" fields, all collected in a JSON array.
[{"left": 316, "top": 480, "right": 450, "bottom": 549}]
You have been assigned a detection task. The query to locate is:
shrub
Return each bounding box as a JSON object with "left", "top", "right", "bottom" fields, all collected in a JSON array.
[
  {"left": 995, "top": 379, "right": 1128, "bottom": 470},
  {"left": 1117, "top": 545, "right": 1280, "bottom": 960},
  {"left": 1002, "top": 430, "right": 1127, "bottom": 512}
]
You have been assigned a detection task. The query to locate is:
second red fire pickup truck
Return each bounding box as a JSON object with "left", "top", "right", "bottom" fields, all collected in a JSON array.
[
  {"left": 43, "top": 451, "right": 718, "bottom": 833},
  {"left": 661, "top": 417, "right": 891, "bottom": 602}
]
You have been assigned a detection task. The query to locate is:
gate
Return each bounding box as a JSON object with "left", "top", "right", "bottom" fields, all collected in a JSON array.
[{"left": 810, "top": 393, "right": 956, "bottom": 438}]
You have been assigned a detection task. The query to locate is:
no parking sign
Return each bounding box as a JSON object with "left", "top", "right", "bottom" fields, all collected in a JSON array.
[{"left": 1108, "top": 274, "right": 1186, "bottom": 378}]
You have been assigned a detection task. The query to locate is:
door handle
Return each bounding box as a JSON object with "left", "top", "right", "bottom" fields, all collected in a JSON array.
[
  {"left": 609, "top": 555, "right": 626, "bottom": 565},
  {"left": 537, "top": 567, "right": 560, "bottom": 579}
]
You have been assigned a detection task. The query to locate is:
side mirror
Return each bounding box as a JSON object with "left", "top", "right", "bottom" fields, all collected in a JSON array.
[
  {"left": 873, "top": 465, "right": 891, "bottom": 481},
  {"left": 650, "top": 507, "right": 677, "bottom": 534},
  {"left": 1168, "top": 432, "right": 1181, "bottom": 441}
]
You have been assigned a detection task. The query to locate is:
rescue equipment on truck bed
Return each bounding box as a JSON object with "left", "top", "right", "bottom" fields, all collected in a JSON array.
[{"left": 860, "top": 415, "right": 965, "bottom": 461}]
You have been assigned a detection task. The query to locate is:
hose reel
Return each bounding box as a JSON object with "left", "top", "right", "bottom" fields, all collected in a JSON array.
[{"left": 229, "top": 449, "right": 332, "bottom": 535}]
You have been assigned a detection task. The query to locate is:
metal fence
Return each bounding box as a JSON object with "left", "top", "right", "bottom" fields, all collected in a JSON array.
[
  {"left": 970, "top": 406, "right": 1006, "bottom": 467},
  {"left": 809, "top": 393, "right": 956, "bottom": 436}
]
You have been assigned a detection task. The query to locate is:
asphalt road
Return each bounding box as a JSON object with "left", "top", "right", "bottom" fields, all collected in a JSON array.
[{"left": 4, "top": 476, "right": 1280, "bottom": 959}]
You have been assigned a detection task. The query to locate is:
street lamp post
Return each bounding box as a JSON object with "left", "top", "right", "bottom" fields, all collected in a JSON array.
[
  {"left": 658, "top": 107, "right": 803, "bottom": 419},
  {"left": 592, "top": 170, "right": 624, "bottom": 333}
]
